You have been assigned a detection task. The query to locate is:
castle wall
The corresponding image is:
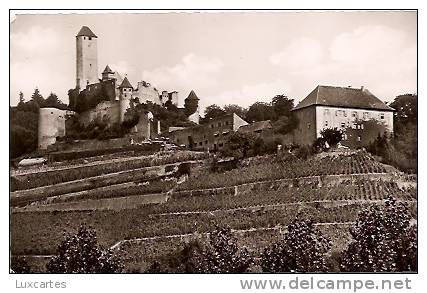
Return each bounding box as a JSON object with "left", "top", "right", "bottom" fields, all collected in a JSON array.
[
  {"left": 188, "top": 108, "right": 200, "bottom": 124},
  {"left": 133, "top": 81, "right": 161, "bottom": 105},
  {"left": 131, "top": 112, "right": 151, "bottom": 141},
  {"left": 79, "top": 100, "right": 120, "bottom": 126},
  {"left": 292, "top": 106, "right": 317, "bottom": 146},
  {"left": 38, "top": 108, "right": 68, "bottom": 150}
]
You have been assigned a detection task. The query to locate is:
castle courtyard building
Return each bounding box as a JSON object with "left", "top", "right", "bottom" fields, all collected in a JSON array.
[{"left": 168, "top": 113, "right": 248, "bottom": 151}]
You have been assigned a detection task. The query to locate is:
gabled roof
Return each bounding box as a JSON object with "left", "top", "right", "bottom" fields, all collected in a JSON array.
[
  {"left": 118, "top": 77, "right": 133, "bottom": 89},
  {"left": 293, "top": 85, "right": 394, "bottom": 111},
  {"left": 238, "top": 120, "right": 272, "bottom": 133},
  {"left": 102, "top": 65, "right": 114, "bottom": 74},
  {"left": 186, "top": 90, "right": 199, "bottom": 101},
  {"left": 76, "top": 26, "right": 98, "bottom": 38}
]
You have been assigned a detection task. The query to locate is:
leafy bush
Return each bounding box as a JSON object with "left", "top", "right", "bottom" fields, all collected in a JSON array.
[
  {"left": 193, "top": 227, "right": 253, "bottom": 273},
  {"left": 145, "top": 239, "right": 206, "bottom": 273},
  {"left": 294, "top": 145, "right": 313, "bottom": 160},
  {"left": 146, "top": 227, "right": 254, "bottom": 273},
  {"left": 223, "top": 131, "right": 257, "bottom": 158},
  {"left": 46, "top": 224, "right": 123, "bottom": 273},
  {"left": 11, "top": 256, "right": 31, "bottom": 273},
  {"left": 320, "top": 128, "right": 343, "bottom": 148},
  {"left": 261, "top": 219, "right": 331, "bottom": 272},
  {"left": 340, "top": 197, "right": 417, "bottom": 272}
]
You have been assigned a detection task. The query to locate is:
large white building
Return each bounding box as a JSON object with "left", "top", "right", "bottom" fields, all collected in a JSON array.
[{"left": 292, "top": 85, "right": 394, "bottom": 146}]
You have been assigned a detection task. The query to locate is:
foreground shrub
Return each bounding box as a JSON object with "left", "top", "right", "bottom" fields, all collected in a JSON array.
[
  {"left": 340, "top": 196, "right": 417, "bottom": 272},
  {"left": 196, "top": 227, "right": 253, "bottom": 273},
  {"left": 261, "top": 219, "right": 331, "bottom": 272},
  {"left": 145, "top": 240, "right": 205, "bottom": 273},
  {"left": 46, "top": 224, "right": 123, "bottom": 273},
  {"left": 146, "top": 227, "right": 253, "bottom": 273},
  {"left": 11, "top": 256, "right": 31, "bottom": 273}
]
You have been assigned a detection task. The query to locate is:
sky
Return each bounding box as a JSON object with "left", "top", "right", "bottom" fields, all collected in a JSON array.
[{"left": 10, "top": 11, "right": 417, "bottom": 111}]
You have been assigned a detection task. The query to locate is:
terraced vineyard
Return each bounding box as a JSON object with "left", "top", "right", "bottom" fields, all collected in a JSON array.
[
  {"left": 10, "top": 150, "right": 417, "bottom": 272},
  {"left": 177, "top": 151, "right": 389, "bottom": 191}
]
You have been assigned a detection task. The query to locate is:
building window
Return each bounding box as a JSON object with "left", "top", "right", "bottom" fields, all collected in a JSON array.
[
  {"left": 380, "top": 113, "right": 385, "bottom": 119},
  {"left": 211, "top": 124, "right": 214, "bottom": 128},
  {"left": 219, "top": 143, "right": 224, "bottom": 147},
  {"left": 325, "top": 121, "right": 328, "bottom": 127},
  {"left": 341, "top": 122, "right": 345, "bottom": 128},
  {"left": 343, "top": 111, "right": 347, "bottom": 117},
  {"left": 218, "top": 122, "right": 221, "bottom": 127},
  {"left": 205, "top": 140, "right": 208, "bottom": 145},
  {"left": 335, "top": 110, "right": 340, "bottom": 116},
  {"left": 225, "top": 121, "right": 229, "bottom": 125},
  {"left": 124, "top": 94, "right": 127, "bottom": 98},
  {"left": 343, "top": 133, "right": 348, "bottom": 140},
  {"left": 307, "top": 123, "right": 311, "bottom": 129},
  {"left": 83, "top": 37, "right": 86, "bottom": 40},
  {"left": 324, "top": 109, "right": 330, "bottom": 115},
  {"left": 361, "top": 124, "right": 364, "bottom": 130},
  {"left": 89, "top": 37, "right": 92, "bottom": 40},
  {"left": 357, "top": 136, "right": 361, "bottom": 142},
  {"left": 199, "top": 142, "right": 203, "bottom": 146},
  {"left": 363, "top": 112, "right": 369, "bottom": 119},
  {"left": 352, "top": 111, "right": 357, "bottom": 118}
]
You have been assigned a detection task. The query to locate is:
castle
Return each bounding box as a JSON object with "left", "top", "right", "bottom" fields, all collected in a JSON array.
[{"left": 38, "top": 26, "right": 200, "bottom": 150}]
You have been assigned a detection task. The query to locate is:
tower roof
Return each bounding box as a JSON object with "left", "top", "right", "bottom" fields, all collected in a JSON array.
[
  {"left": 102, "top": 65, "right": 114, "bottom": 74},
  {"left": 186, "top": 90, "right": 199, "bottom": 101},
  {"left": 76, "top": 26, "right": 98, "bottom": 38},
  {"left": 118, "top": 77, "right": 133, "bottom": 89}
]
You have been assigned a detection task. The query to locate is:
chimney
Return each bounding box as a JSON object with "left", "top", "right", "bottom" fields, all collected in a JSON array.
[{"left": 361, "top": 86, "right": 364, "bottom": 91}]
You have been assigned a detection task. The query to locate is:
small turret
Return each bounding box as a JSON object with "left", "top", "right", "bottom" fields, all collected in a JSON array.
[
  {"left": 102, "top": 65, "right": 115, "bottom": 81},
  {"left": 119, "top": 77, "right": 133, "bottom": 123},
  {"left": 184, "top": 90, "right": 200, "bottom": 124}
]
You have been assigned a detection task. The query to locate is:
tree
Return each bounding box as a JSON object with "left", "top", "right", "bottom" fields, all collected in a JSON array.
[
  {"left": 223, "top": 104, "right": 248, "bottom": 120},
  {"left": 193, "top": 227, "right": 253, "bottom": 273},
  {"left": 272, "top": 94, "right": 294, "bottom": 121},
  {"left": 17, "top": 91, "right": 25, "bottom": 109},
  {"left": 344, "top": 119, "right": 387, "bottom": 148},
  {"left": 273, "top": 115, "right": 299, "bottom": 135},
  {"left": 146, "top": 227, "right": 253, "bottom": 273},
  {"left": 223, "top": 131, "right": 257, "bottom": 158},
  {"left": 43, "top": 92, "right": 68, "bottom": 110},
  {"left": 246, "top": 102, "right": 275, "bottom": 122},
  {"left": 203, "top": 104, "right": 226, "bottom": 121},
  {"left": 145, "top": 239, "right": 206, "bottom": 273},
  {"left": 10, "top": 125, "right": 37, "bottom": 158},
  {"left": 340, "top": 197, "right": 417, "bottom": 272},
  {"left": 30, "top": 88, "right": 45, "bottom": 106},
  {"left": 261, "top": 219, "right": 331, "bottom": 272},
  {"left": 46, "top": 224, "right": 123, "bottom": 273},
  {"left": 11, "top": 256, "right": 31, "bottom": 273},
  {"left": 390, "top": 94, "right": 417, "bottom": 129},
  {"left": 320, "top": 128, "right": 343, "bottom": 148}
]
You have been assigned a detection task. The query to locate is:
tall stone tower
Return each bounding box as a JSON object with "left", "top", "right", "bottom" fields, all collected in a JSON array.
[{"left": 76, "top": 26, "right": 98, "bottom": 90}]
